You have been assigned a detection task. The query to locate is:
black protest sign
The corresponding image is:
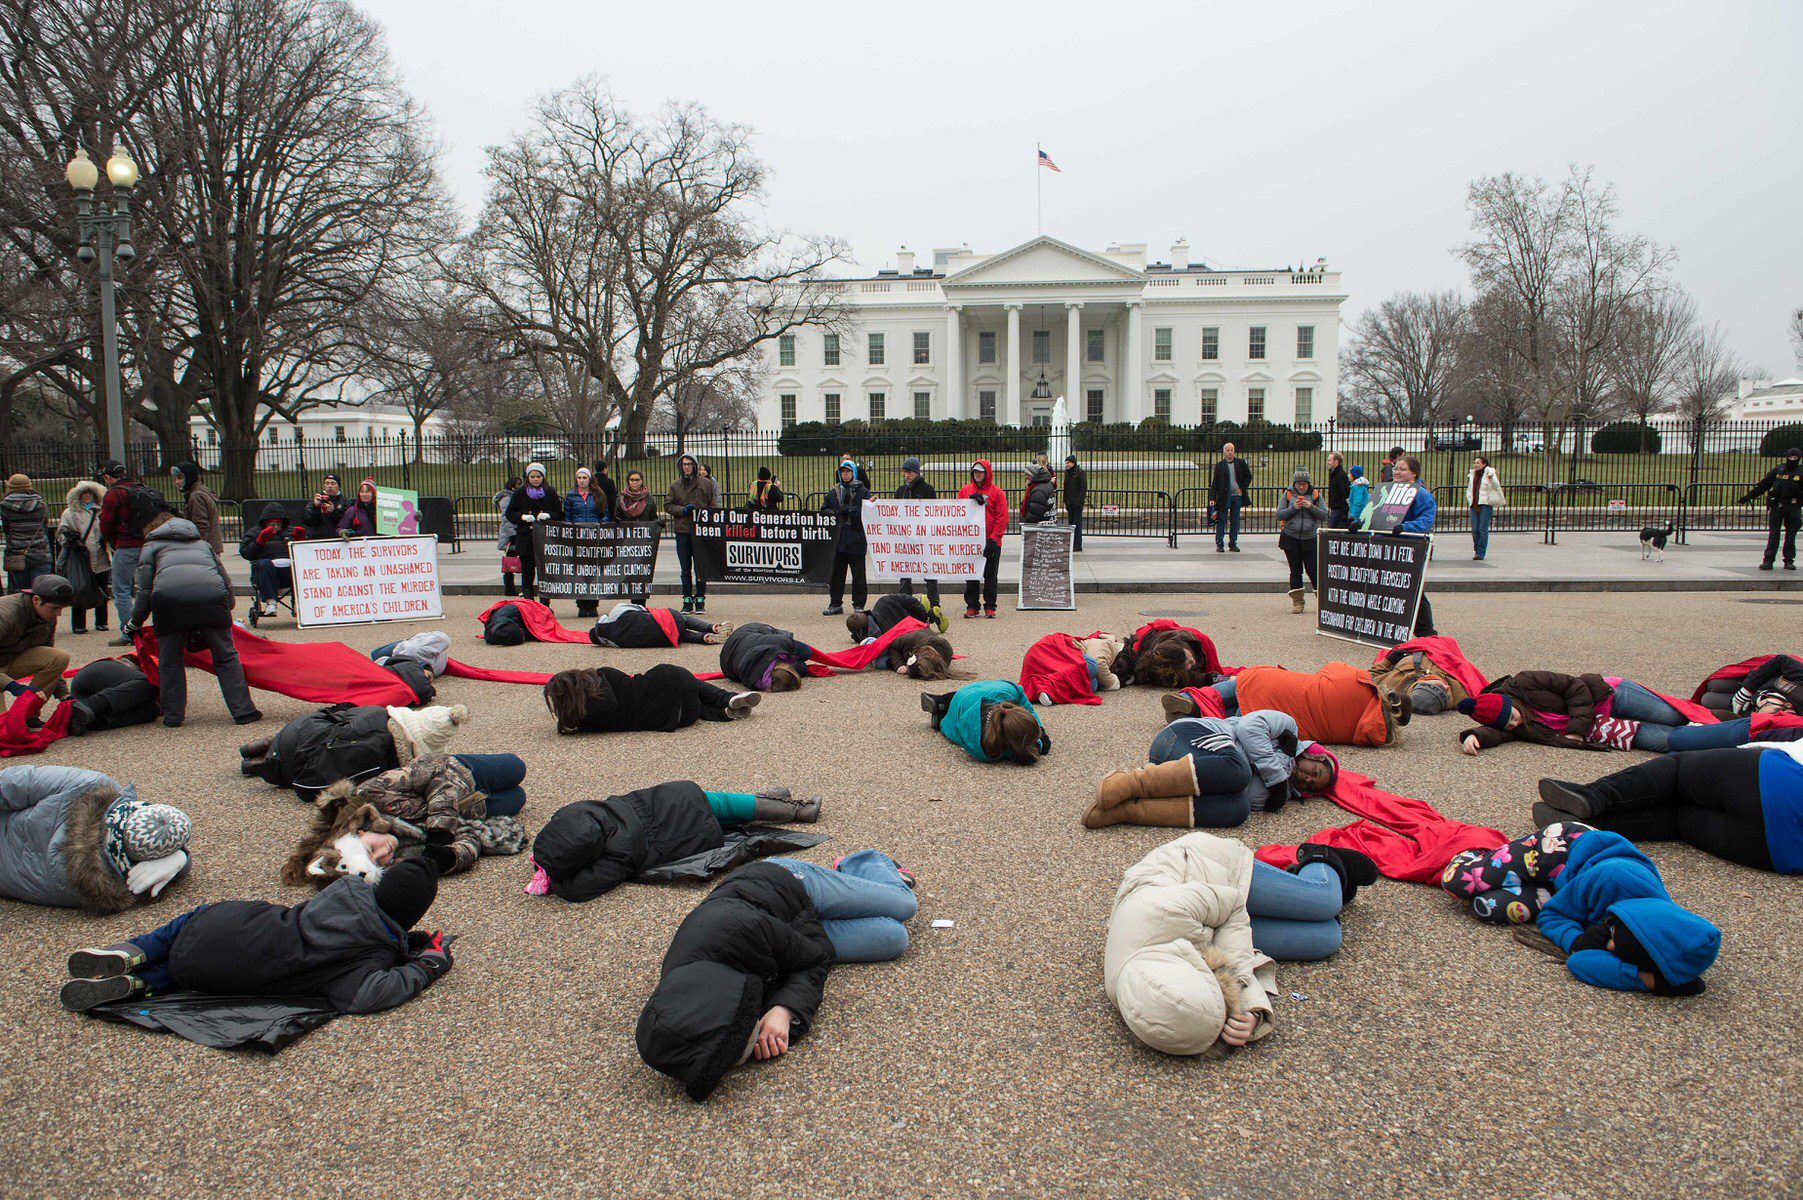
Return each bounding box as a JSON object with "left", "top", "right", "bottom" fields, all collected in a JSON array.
[
  {"left": 1366, "top": 483, "right": 1418, "bottom": 534},
  {"left": 690, "top": 508, "right": 836, "bottom": 585},
  {"left": 1316, "top": 529, "right": 1430, "bottom": 648},
  {"left": 1017, "top": 523, "right": 1075, "bottom": 610},
  {"left": 533, "top": 521, "right": 660, "bottom": 599}
]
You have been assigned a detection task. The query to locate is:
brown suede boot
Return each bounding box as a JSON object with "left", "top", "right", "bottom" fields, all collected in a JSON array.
[
  {"left": 1160, "top": 692, "right": 1200, "bottom": 721},
  {"left": 1106, "top": 796, "right": 1196, "bottom": 828},
  {"left": 1288, "top": 588, "right": 1306, "bottom": 614},
  {"left": 1083, "top": 759, "right": 1197, "bottom": 828}
]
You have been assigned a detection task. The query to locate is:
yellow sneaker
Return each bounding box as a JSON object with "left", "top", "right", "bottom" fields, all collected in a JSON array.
[{"left": 931, "top": 604, "right": 948, "bottom": 633}]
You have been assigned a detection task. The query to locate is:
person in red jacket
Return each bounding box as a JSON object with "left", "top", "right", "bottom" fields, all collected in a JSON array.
[
  {"left": 97, "top": 460, "right": 150, "bottom": 646},
  {"left": 957, "top": 459, "right": 1008, "bottom": 618}
]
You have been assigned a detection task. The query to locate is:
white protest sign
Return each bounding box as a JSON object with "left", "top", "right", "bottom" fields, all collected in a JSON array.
[
  {"left": 862, "top": 498, "right": 986, "bottom": 581},
  {"left": 290, "top": 535, "right": 443, "bottom": 627}
]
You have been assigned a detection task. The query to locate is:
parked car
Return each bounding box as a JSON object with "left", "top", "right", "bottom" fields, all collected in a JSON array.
[
  {"left": 1549, "top": 478, "right": 1604, "bottom": 495},
  {"left": 1431, "top": 433, "right": 1482, "bottom": 451},
  {"left": 525, "top": 442, "right": 564, "bottom": 461}
]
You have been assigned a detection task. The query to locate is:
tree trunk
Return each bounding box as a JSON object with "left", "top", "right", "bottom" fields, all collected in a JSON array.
[
  {"left": 412, "top": 417, "right": 425, "bottom": 465},
  {"left": 621, "top": 403, "right": 653, "bottom": 459},
  {"left": 221, "top": 436, "right": 258, "bottom": 502}
]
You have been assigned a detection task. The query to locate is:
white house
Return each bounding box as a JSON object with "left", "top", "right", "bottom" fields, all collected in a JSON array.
[
  {"left": 187, "top": 403, "right": 454, "bottom": 467},
  {"left": 758, "top": 235, "right": 1345, "bottom": 430},
  {"left": 1727, "top": 377, "right": 1803, "bottom": 422}
]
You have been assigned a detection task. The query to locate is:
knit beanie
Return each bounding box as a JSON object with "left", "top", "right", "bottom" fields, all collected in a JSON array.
[
  {"left": 322, "top": 473, "right": 342, "bottom": 489},
  {"left": 387, "top": 704, "right": 468, "bottom": 763},
  {"left": 372, "top": 856, "right": 439, "bottom": 930},
  {"left": 1458, "top": 693, "right": 1515, "bottom": 730},
  {"left": 525, "top": 462, "right": 547, "bottom": 479},
  {"left": 1293, "top": 468, "right": 1312, "bottom": 485},
  {"left": 4, "top": 473, "right": 30, "bottom": 494},
  {"left": 901, "top": 457, "right": 921, "bottom": 473},
  {"left": 1349, "top": 465, "right": 1364, "bottom": 479},
  {"left": 758, "top": 465, "right": 773, "bottom": 481},
  {"left": 123, "top": 803, "right": 191, "bottom": 863}
]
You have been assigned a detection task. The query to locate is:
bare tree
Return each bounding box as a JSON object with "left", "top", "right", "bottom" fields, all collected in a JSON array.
[
  {"left": 1790, "top": 307, "right": 1802, "bottom": 370},
  {"left": 1338, "top": 290, "right": 1467, "bottom": 424},
  {"left": 1672, "top": 322, "right": 1740, "bottom": 423},
  {"left": 456, "top": 77, "right": 850, "bottom": 455},
  {"left": 1609, "top": 286, "right": 1696, "bottom": 449},
  {"left": 356, "top": 273, "right": 506, "bottom": 463},
  {"left": 1459, "top": 286, "right": 1536, "bottom": 447}
]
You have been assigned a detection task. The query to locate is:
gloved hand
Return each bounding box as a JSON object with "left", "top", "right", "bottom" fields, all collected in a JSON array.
[
  {"left": 408, "top": 930, "right": 460, "bottom": 954},
  {"left": 422, "top": 842, "right": 459, "bottom": 875},
  {"left": 971, "top": 492, "right": 985, "bottom": 506},
  {"left": 413, "top": 930, "right": 455, "bottom": 979},
  {"left": 127, "top": 850, "right": 188, "bottom": 897}
]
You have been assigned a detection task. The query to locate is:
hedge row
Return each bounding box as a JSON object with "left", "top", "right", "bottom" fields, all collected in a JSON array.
[{"left": 774, "top": 417, "right": 1323, "bottom": 458}]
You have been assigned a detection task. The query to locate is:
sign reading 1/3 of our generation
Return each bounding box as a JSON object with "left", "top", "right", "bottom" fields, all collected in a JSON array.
[{"left": 290, "top": 535, "right": 443, "bottom": 627}]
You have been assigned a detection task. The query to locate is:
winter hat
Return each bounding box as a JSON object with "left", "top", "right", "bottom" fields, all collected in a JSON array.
[
  {"left": 902, "top": 456, "right": 922, "bottom": 473},
  {"left": 1411, "top": 676, "right": 1451, "bottom": 712},
  {"left": 575, "top": 467, "right": 591, "bottom": 483},
  {"left": 321, "top": 472, "right": 343, "bottom": 489},
  {"left": 1065, "top": 454, "right": 1078, "bottom": 466},
  {"left": 1458, "top": 693, "right": 1515, "bottom": 730},
  {"left": 1298, "top": 742, "right": 1338, "bottom": 789},
  {"left": 525, "top": 462, "right": 547, "bottom": 479},
  {"left": 28, "top": 575, "right": 74, "bottom": 604},
  {"left": 1349, "top": 465, "right": 1365, "bottom": 479},
  {"left": 171, "top": 461, "right": 202, "bottom": 490},
  {"left": 372, "top": 856, "right": 439, "bottom": 930},
  {"left": 1292, "top": 468, "right": 1312, "bottom": 485},
  {"left": 5, "top": 473, "right": 30, "bottom": 494},
  {"left": 1787, "top": 447, "right": 1801, "bottom": 460},
  {"left": 359, "top": 476, "right": 378, "bottom": 494},
  {"left": 387, "top": 704, "right": 468, "bottom": 763},
  {"left": 121, "top": 803, "right": 192, "bottom": 863}
]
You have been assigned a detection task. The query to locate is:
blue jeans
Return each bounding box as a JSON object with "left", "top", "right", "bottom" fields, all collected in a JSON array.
[
  {"left": 1471, "top": 504, "right": 1493, "bottom": 558},
  {"left": 1667, "top": 716, "right": 1752, "bottom": 752},
  {"left": 125, "top": 905, "right": 206, "bottom": 993},
  {"left": 767, "top": 851, "right": 917, "bottom": 962},
  {"left": 1210, "top": 675, "right": 1239, "bottom": 714},
  {"left": 1084, "top": 655, "right": 1101, "bottom": 691},
  {"left": 1610, "top": 679, "right": 1688, "bottom": 752},
  {"left": 1245, "top": 861, "right": 1343, "bottom": 960},
  {"left": 6, "top": 564, "right": 47, "bottom": 592},
  {"left": 251, "top": 558, "right": 291, "bottom": 601},
  {"left": 1214, "top": 495, "right": 1244, "bottom": 548},
  {"left": 454, "top": 752, "right": 527, "bottom": 816},
  {"left": 110, "top": 546, "right": 141, "bottom": 630},
  {"left": 1148, "top": 718, "right": 1253, "bottom": 828},
  {"left": 674, "top": 532, "right": 703, "bottom": 599}
]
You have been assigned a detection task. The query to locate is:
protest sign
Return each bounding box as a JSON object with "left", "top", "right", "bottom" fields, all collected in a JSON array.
[
  {"left": 291, "top": 535, "right": 442, "bottom": 627},
  {"left": 1017, "top": 523, "right": 1076, "bottom": 610},
  {"left": 533, "top": 521, "right": 660, "bottom": 599},
  {"left": 1365, "top": 482, "right": 1419, "bottom": 534},
  {"left": 691, "top": 508, "right": 836, "bottom": 585},
  {"left": 861, "top": 498, "right": 985, "bottom": 581},
  {"left": 1316, "top": 529, "right": 1430, "bottom": 648},
  {"left": 374, "top": 486, "right": 421, "bottom": 536}
]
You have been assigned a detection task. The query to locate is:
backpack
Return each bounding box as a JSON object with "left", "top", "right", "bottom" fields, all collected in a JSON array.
[{"left": 122, "top": 483, "right": 171, "bottom": 537}]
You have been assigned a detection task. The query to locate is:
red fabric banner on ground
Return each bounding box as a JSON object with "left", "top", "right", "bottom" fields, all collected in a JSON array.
[
  {"left": 475, "top": 599, "right": 593, "bottom": 644},
  {"left": 1257, "top": 767, "right": 1507, "bottom": 884},
  {"left": 1131, "top": 620, "right": 1224, "bottom": 676},
  {"left": 1378, "top": 635, "right": 1491, "bottom": 702},
  {"left": 133, "top": 626, "right": 419, "bottom": 707},
  {"left": 1019, "top": 632, "right": 1108, "bottom": 706},
  {"left": 0, "top": 691, "right": 74, "bottom": 757},
  {"left": 1692, "top": 654, "right": 1800, "bottom": 702},
  {"left": 441, "top": 659, "right": 555, "bottom": 686}
]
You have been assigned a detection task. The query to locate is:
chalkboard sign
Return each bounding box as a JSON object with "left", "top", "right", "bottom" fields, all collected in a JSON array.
[
  {"left": 1017, "top": 523, "right": 1075, "bottom": 610},
  {"left": 1365, "top": 482, "right": 1419, "bottom": 534},
  {"left": 1316, "top": 529, "right": 1430, "bottom": 648},
  {"left": 534, "top": 521, "right": 661, "bottom": 599}
]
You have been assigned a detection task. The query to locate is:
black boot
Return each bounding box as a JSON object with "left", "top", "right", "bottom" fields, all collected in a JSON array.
[
  {"left": 1535, "top": 779, "right": 1603, "bottom": 822},
  {"left": 750, "top": 787, "right": 821, "bottom": 823},
  {"left": 65, "top": 700, "right": 98, "bottom": 738},
  {"left": 239, "top": 736, "right": 274, "bottom": 760},
  {"left": 1537, "top": 756, "right": 1676, "bottom": 822},
  {"left": 1295, "top": 843, "right": 1380, "bottom": 904}
]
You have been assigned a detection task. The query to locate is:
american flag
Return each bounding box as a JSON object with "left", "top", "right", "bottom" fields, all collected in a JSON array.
[{"left": 1037, "top": 148, "right": 1061, "bottom": 173}]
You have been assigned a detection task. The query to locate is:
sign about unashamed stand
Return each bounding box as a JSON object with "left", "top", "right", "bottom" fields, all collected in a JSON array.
[
  {"left": 861, "top": 498, "right": 985, "bottom": 581},
  {"left": 534, "top": 520, "right": 660, "bottom": 599},
  {"left": 691, "top": 508, "right": 837, "bottom": 586},
  {"left": 291, "top": 534, "right": 443, "bottom": 627},
  {"left": 1316, "top": 529, "right": 1430, "bottom": 648},
  {"left": 1017, "top": 522, "right": 1076, "bottom": 610}
]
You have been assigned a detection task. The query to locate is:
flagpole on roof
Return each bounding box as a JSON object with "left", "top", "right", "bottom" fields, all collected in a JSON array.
[{"left": 1036, "top": 143, "right": 1042, "bottom": 235}]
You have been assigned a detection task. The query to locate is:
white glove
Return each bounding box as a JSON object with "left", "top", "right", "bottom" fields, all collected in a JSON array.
[{"left": 127, "top": 851, "right": 188, "bottom": 897}]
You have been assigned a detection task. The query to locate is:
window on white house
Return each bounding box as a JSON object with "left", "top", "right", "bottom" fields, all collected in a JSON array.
[
  {"left": 868, "top": 391, "right": 886, "bottom": 420},
  {"left": 779, "top": 334, "right": 795, "bottom": 367},
  {"left": 1295, "top": 386, "right": 1313, "bottom": 425},
  {"left": 914, "top": 391, "right": 930, "bottom": 419},
  {"left": 1296, "top": 326, "right": 1315, "bottom": 359},
  {"left": 1199, "top": 388, "right": 1219, "bottom": 424},
  {"left": 205, "top": 428, "right": 217, "bottom": 446},
  {"left": 1086, "top": 389, "right": 1104, "bottom": 423},
  {"left": 913, "top": 332, "right": 931, "bottom": 364},
  {"left": 978, "top": 331, "right": 996, "bottom": 364},
  {"left": 1247, "top": 387, "right": 1266, "bottom": 422},
  {"left": 1248, "top": 326, "right": 1267, "bottom": 360},
  {"left": 1031, "top": 330, "right": 1050, "bottom": 364},
  {"left": 1154, "top": 388, "right": 1172, "bottom": 420},
  {"left": 824, "top": 392, "right": 842, "bottom": 423},
  {"left": 334, "top": 425, "right": 347, "bottom": 443},
  {"left": 823, "top": 333, "right": 840, "bottom": 366},
  {"left": 1201, "top": 327, "right": 1219, "bottom": 360},
  {"left": 978, "top": 389, "right": 996, "bottom": 421},
  {"left": 1154, "top": 328, "right": 1173, "bottom": 362},
  {"left": 867, "top": 332, "right": 884, "bottom": 365},
  {"left": 780, "top": 394, "right": 797, "bottom": 428},
  {"left": 1086, "top": 329, "right": 1105, "bottom": 362}
]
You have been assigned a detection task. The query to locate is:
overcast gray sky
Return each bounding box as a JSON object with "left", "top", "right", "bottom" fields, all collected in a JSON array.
[{"left": 369, "top": 0, "right": 1802, "bottom": 373}]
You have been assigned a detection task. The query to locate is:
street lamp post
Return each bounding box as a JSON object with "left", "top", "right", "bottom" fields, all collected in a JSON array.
[{"left": 66, "top": 146, "right": 139, "bottom": 464}]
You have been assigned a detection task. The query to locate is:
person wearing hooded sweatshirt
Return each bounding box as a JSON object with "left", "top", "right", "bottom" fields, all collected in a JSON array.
[
  {"left": 1347, "top": 465, "right": 1371, "bottom": 528},
  {"left": 1535, "top": 744, "right": 1803, "bottom": 875},
  {"left": 636, "top": 852, "right": 914, "bottom": 1101},
  {"left": 821, "top": 459, "right": 872, "bottom": 616},
  {"left": 170, "top": 461, "right": 224, "bottom": 559},
  {"left": 1741, "top": 445, "right": 1802, "bottom": 571},
  {"left": 0, "top": 765, "right": 192, "bottom": 911},
  {"left": 1085, "top": 711, "right": 1340, "bottom": 829},
  {"left": 1020, "top": 462, "right": 1057, "bottom": 526},
  {"left": 240, "top": 511, "right": 296, "bottom": 617},
  {"left": 748, "top": 466, "right": 784, "bottom": 511},
  {"left": 1275, "top": 467, "right": 1326, "bottom": 614},
  {"left": 893, "top": 456, "right": 944, "bottom": 622},
  {"left": 718, "top": 622, "right": 815, "bottom": 692},
  {"left": 1105, "top": 832, "right": 1375, "bottom": 1056},
  {"left": 55, "top": 482, "right": 111, "bottom": 634},
  {"left": 957, "top": 459, "right": 1008, "bottom": 618},
  {"left": 125, "top": 514, "right": 260, "bottom": 728},
  {"left": 1063, "top": 455, "right": 1088, "bottom": 551},
  {"left": 921, "top": 679, "right": 1050, "bottom": 764},
  {"left": 337, "top": 477, "right": 381, "bottom": 537},
  {"left": 58, "top": 854, "right": 456, "bottom": 1013},
  {"left": 503, "top": 464, "right": 563, "bottom": 604},
  {"left": 666, "top": 453, "right": 720, "bottom": 614},
  {"left": 2, "top": 473, "right": 52, "bottom": 592}
]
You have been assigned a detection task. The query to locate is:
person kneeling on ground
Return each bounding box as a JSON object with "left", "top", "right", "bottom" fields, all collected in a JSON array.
[
  {"left": 0, "top": 765, "right": 192, "bottom": 911},
  {"left": 589, "top": 601, "right": 731, "bottom": 648},
  {"left": 239, "top": 703, "right": 468, "bottom": 800},
  {"left": 719, "top": 622, "right": 815, "bottom": 693},
  {"left": 1084, "top": 711, "right": 1338, "bottom": 829},
  {"left": 1456, "top": 671, "right": 1694, "bottom": 755},
  {"left": 60, "top": 855, "right": 456, "bottom": 1013},
  {"left": 0, "top": 575, "right": 73, "bottom": 703},
  {"left": 124, "top": 513, "right": 261, "bottom": 729},
  {"left": 1105, "top": 831, "right": 1376, "bottom": 1056},
  {"left": 532, "top": 781, "right": 823, "bottom": 904},
  {"left": 543, "top": 664, "right": 759, "bottom": 733},
  {"left": 921, "top": 679, "right": 1050, "bottom": 764},
  {"left": 1164, "top": 662, "right": 1407, "bottom": 747},
  {"left": 636, "top": 852, "right": 916, "bottom": 1100}
]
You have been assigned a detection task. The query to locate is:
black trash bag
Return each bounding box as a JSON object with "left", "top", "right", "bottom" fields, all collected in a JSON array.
[
  {"left": 636, "top": 825, "right": 828, "bottom": 883},
  {"left": 87, "top": 992, "right": 339, "bottom": 1054},
  {"left": 55, "top": 531, "right": 104, "bottom": 610}
]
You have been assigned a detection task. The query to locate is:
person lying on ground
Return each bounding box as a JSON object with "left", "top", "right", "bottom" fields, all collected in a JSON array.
[
  {"left": 1121, "top": 624, "right": 1220, "bottom": 690},
  {"left": 718, "top": 622, "right": 815, "bottom": 693},
  {"left": 589, "top": 601, "right": 732, "bottom": 648},
  {"left": 64, "top": 658, "right": 160, "bottom": 736},
  {"left": 1370, "top": 645, "right": 1470, "bottom": 716},
  {"left": 1455, "top": 671, "right": 1694, "bottom": 755},
  {"left": 1163, "top": 662, "right": 1407, "bottom": 747},
  {"left": 920, "top": 679, "right": 1050, "bottom": 764},
  {"left": 846, "top": 595, "right": 964, "bottom": 680},
  {"left": 1105, "top": 831, "right": 1376, "bottom": 1056},
  {"left": 543, "top": 664, "right": 759, "bottom": 733},
  {"left": 0, "top": 765, "right": 191, "bottom": 911},
  {"left": 239, "top": 703, "right": 468, "bottom": 800},
  {"left": 1441, "top": 820, "right": 1597, "bottom": 926},
  {"left": 1083, "top": 712, "right": 1339, "bottom": 829},
  {"left": 59, "top": 855, "right": 455, "bottom": 1013}
]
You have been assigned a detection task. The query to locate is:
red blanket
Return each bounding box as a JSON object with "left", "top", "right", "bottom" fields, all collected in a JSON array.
[
  {"left": 1378, "top": 636, "right": 1491, "bottom": 701},
  {"left": 133, "top": 626, "right": 420, "bottom": 707},
  {"left": 442, "top": 659, "right": 554, "bottom": 686},
  {"left": 1257, "top": 767, "right": 1507, "bottom": 884},
  {"left": 1132, "top": 620, "right": 1225, "bottom": 676},
  {"left": 1692, "top": 654, "right": 1800, "bottom": 702},
  {"left": 0, "top": 691, "right": 73, "bottom": 757},
  {"left": 1020, "top": 632, "right": 1107, "bottom": 706},
  {"left": 476, "top": 599, "right": 592, "bottom": 644}
]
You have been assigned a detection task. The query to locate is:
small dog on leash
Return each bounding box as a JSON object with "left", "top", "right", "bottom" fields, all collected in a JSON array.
[{"left": 1639, "top": 522, "right": 1674, "bottom": 562}]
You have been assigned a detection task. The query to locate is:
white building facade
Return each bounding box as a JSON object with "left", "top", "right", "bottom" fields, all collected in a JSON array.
[
  {"left": 758, "top": 236, "right": 1345, "bottom": 430},
  {"left": 187, "top": 404, "right": 455, "bottom": 467},
  {"left": 1727, "top": 377, "right": 1803, "bottom": 422}
]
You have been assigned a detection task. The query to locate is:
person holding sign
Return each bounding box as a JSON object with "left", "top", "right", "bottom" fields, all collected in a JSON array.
[
  {"left": 893, "top": 457, "right": 944, "bottom": 622},
  {"left": 957, "top": 460, "right": 1009, "bottom": 619},
  {"left": 565, "top": 467, "right": 607, "bottom": 619},
  {"left": 1384, "top": 456, "right": 1438, "bottom": 636},
  {"left": 336, "top": 478, "right": 380, "bottom": 538},
  {"left": 821, "top": 460, "right": 872, "bottom": 617},
  {"left": 504, "top": 464, "right": 564, "bottom": 605}
]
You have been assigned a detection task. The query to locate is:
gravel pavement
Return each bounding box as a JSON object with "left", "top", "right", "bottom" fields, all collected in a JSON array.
[{"left": 3, "top": 589, "right": 1798, "bottom": 1199}]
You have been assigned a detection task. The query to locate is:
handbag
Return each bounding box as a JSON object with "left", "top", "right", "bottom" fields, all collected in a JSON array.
[{"left": 501, "top": 555, "right": 522, "bottom": 574}]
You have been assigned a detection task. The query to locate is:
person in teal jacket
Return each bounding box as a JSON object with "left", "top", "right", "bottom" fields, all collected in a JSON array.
[
  {"left": 1532, "top": 830, "right": 1720, "bottom": 995},
  {"left": 1347, "top": 466, "right": 1371, "bottom": 528},
  {"left": 920, "top": 680, "right": 1050, "bottom": 764}
]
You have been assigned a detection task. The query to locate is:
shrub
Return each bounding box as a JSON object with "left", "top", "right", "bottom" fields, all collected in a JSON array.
[
  {"left": 1758, "top": 423, "right": 1803, "bottom": 457},
  {"left": 1591, "top": 421, "right": 1662, "bottom": 454}
]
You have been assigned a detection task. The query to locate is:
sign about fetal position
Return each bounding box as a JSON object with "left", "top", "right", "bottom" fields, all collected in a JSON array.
[
  {"left": 861, "top": 498, "right": 985, "bottom": 581},
  {"left": 290, "top": 535, "right": 443, "bottom": 627},
  {"left": 1316, "top": 529, "right": 1429, "bottom": 648},
  {"left": 534, "top": 520, "right": 660, "bottom": 599}
]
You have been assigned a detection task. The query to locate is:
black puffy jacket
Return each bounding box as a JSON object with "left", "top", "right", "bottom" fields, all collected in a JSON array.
[
  {"left": 635, "top": 862, "right": 833, "bottom": 1101},
  {"left": 532, "top": 781, "right": 725, "bottom": 903},
  {"left": 483, "top": 603, "right": 529, "bottom": 646},
  {"left": 130, "top": 517, "right": 232, "bottom": 631},
  {"left": 588, "top": 606, "right": 675, "bottom": 648},
  {"left": 254, "top": 704, "right": 399, "bottom": 798},
  {"left": 822, "top": 479, "right": 871, "bottom": 554},
  {"left": 1021, "top": 467, "right": 1057, "bottom": 525},
  {"left": 866, "top": 593, "right": 927, "bottom": 639},
  {"left": 568, "top": 665, "right": 706, "bottom": 734},
  {"left": 719, "top": 622, "right": 813, "bottom": 689}
]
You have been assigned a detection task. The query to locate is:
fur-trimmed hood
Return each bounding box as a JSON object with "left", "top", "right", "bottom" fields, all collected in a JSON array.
[{"left": 54, "top": 782, "right": 136, "bottom": 912}]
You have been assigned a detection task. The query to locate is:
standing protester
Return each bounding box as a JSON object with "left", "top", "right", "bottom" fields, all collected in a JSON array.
[
  {"left": 98, "top": 460, "right": 165, "bottom": 647},
  {"left": 337, "top": 478, "right": 380, "bottom": 537},
  {"left": 1388, "top": 455, "right": 1439, "bottom": 635},
  {"left": 1275, "top": 468, "right": 1326, "bottom": 614},
  {"left": 822, "top": 459, "right": 871, "bottom": 616},
  {"left": 749, "top": 466, "right": 784, "bottom": 510},
  {"left": 1380, "top": 447, "right": 1405, "bottom": 484},
  {"left": 1063, "top": 455, "right": 1088, "bottom": 551},
  {"left": 2, "top": 474, "right": 53, "bottom": 592},
  {"left": 126, "top": 514, "right": 260, "bottom": 728},
  {"left": 958, "top": 459, "right": 1008, "bottom": 619},
  {"left": 614, "top": 469, "right": 656, "bottom": 606},
  {"left": 588, "top": 458, "right": 620, "bottom": 522},
  {"left": 303, "top": 474, "right": 346, "bottom": 539},
  {"left": 666, "top": 453, "right": 719, "bottom": 615},
  {"left": 1020, "top": 462, "right": 1057, "bottom": 525},
  {"left": 56, "top": 483, "right": 111, "bottom": 634},
  {"left": 495, "top": 475, "right": 523, "bottom": 597},
  {"left": 1325, "top": 452, "right": 1351, "bottom": 528},
  {"left": 1209, "top": 442, "right": 1252, "bottom": 553},
  {"left": 504, "top": 464, "right": 564, "bottom": 604},
  {"left": 1741, "top": 446, "right": 1802, "bottom": 571},
  {"left": 1348, "top": 465, "right": 1371, "bottom": 529},
  {"left": 565, "top": 467, "right": 605, "bottom": 619},
  {"left": 894, "top": 457, "right": 943, "bottom": 625},
  {"left": 0, "top": 576, "right": 73, "bottom": 699},
  {"left": 1468, "top": 455, "right": 1506, "bottom": 561},
  {"left": 171, "top": 462, "right": 224, "bottom": 560}
]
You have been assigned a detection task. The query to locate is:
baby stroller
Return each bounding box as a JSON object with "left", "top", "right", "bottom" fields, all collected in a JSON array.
[{"left": 240, "top": 510, "right": 299, "bottom": 627}]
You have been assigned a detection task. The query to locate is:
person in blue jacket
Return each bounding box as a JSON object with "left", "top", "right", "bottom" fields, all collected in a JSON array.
[
  {"left": 1347, "top": 465, "right": 1371, "bottom": 528},
  {"left": 920, "top": 679, "right": 1050, "bottom": 764},
  {"left": 1529, "top": 829, "right": 1720, "bottom": 994},
  {"left": 564, "top": 467, "right": 607, "bottom": 618},
  {"left": 1382, "top": 454, "right": 1438, "bottom": 636}
]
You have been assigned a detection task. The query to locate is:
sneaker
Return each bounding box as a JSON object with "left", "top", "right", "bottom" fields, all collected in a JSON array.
[
  {"left": 106, "top": 635, "right": 132, "bottom": 647},
  {"left": 1786, "top": 563, "right": 1797, "bottom": 571},
  {"left": 1229, "top": 544, "right": 1241, "bottom": 553},
  {"left": 702, "top": 632, "right": 722, "bottom": 645},
  {"left": 1037, "top": 692, "right": 1053, "bottom": 705},
  {"left": 1758, "top": 562, "right": 1774, "bottom": 571},
  {"left": 712, "top": 621, "right": 734, "bottom": 636},
  {"left": 162, "top": 714, "right": 183, "bottom": 728},
  {"left": 984, "top": 609, "right": 996, "bottom": 619},
  {"left": 681, "top": 597, "right": 695, "bottom": 613},
  {"left": 963, "top": 607, "right": 979, "bottom": 619},
  {"left": 822, "top": 604, "right": 844, "bottom": 616},
  {"left": 930, "top": 605, "right": 948, "bottom": 633},
  {"left": 68, "top": 944, "right": 145, "bottom": 978},
  {"left": 60, "top": 974, "right": 144, "bottom": 1012},
  {"left": 694, "top": 598, "right": 706, "bottom": 614},
  {"left": 726, "top": 691, "right": 761, "bottom": 717},
  {"left": 261, "top": 600, "right": 279, "bottom": 616},
  {"left": 66, "top": 700, "right": 97, "bottom": 738},
  {"left": 1215, "top": 545, "right": 1225, "bottom": 553},
  {"left": 234, "top": 710, "right": 265, "bottom": 726}
]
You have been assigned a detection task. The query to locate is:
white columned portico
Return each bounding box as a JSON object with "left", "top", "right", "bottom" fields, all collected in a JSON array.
[
  {"left": 1004, "top": 303, "right": 1023, "bottom": 426},
  {"left": 945, "top": 305, "right": 963, "bottom": 418},
  {"left": 1064, "top": 302, "right": 1083, "bottom": 415},
  {"left": 1123, "top": 301, "right": 1144, "bottom": 423}
]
